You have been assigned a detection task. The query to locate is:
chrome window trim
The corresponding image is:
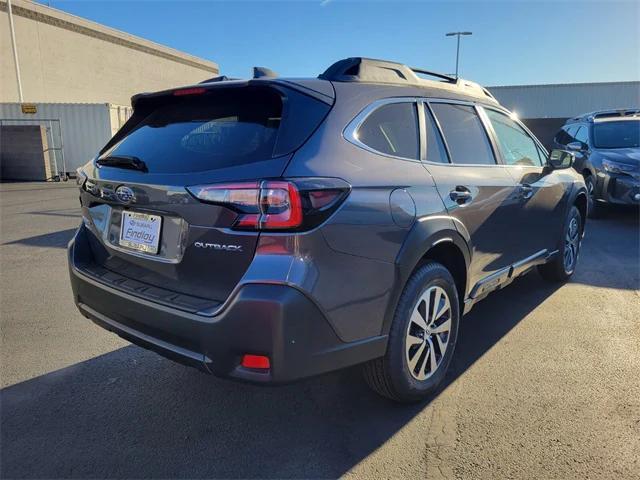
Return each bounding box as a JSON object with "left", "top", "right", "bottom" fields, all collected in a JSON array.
[
  {"left": 343, "top": 97, "right": 423, "bottom": 163},
  {"left": 344, "top": 95, "right": 543, "bottom": 169}
]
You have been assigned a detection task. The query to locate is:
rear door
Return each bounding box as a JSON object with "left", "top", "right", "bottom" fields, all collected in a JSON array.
[
  {"left": 79, "top": 84, "right": 331, "bottom": 306},
  {"left": 481, "top": 107, "right": 567, "bottom": 259},
  {"left": 421, "top": 100, "right": 522, "bottom": 297}
]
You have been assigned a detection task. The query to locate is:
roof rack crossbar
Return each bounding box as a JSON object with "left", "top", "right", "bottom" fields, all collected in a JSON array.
[{"left": 410, "top": 67, "right": 456, "bottom": 83}]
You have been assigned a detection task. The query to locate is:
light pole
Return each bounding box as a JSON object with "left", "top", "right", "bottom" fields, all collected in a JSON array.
[{"left": 445, "top": 31, "right": 472, "bottom": 79}]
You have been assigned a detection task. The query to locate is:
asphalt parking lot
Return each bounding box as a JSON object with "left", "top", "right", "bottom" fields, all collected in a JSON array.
[{"left": 1, "top": 182, "right": 639, "bottom": 479}]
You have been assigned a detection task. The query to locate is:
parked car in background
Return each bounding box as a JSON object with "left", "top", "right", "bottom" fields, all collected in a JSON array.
[
  {"left": 69, "top": 57, "right": 588, "bottom": 402},
  {"left": 553, "top": 109, "right": 640, "bottom": 217}
]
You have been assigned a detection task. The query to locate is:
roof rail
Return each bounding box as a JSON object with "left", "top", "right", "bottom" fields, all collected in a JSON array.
[
  {"left": 320, "top": 57, "right": 457, "bottom": 84},
  {"left": 318, "top": 57, "right": 496, "bottom": 103},
  {"left": 410, "top": 67, "right": 456, "bottom": 83},
  {"left": 592, "top": 108, "right": 640, "bottom": 120},
  {"left": 567, "top": 108, "right": 640, "bottom": 123}
]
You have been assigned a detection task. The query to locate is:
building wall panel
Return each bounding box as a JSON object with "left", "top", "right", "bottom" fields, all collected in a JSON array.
[
  {"left": 0, "top": 103, "right": 132, "bottom": 172},
  {"left": 1, "top": 0, "right": 219, "bottom": 105},
  {"left": 488, "top": 82, "right": 640, "bottom": 119}
]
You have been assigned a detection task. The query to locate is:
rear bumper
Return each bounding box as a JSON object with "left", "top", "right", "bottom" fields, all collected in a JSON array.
[
  {"left": 595, "top": 171, "right": 640, "bottom": 205},
  {"left": 68, "top": 227, "right": 386, "bottom": 383}
]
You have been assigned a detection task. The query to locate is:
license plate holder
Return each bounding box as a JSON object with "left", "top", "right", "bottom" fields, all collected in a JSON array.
[{"left": 119, "top": 211, "right": 162, "bottom": 254}]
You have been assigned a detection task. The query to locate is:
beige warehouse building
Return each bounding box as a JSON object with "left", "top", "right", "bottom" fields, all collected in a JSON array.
[
  {"left": 1, "top": 0, "right": 219, "bottom": 180},
  {"left": 0, "top": 0, "right": 219, "bottom": 104}
]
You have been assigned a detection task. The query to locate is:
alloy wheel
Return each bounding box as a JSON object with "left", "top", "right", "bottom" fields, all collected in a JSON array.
[
  {"left": 405, "top": 286, "right": 452, "bottom": 381},
  {"left": 564, "top": 215, "right": 580, "bottom": 272}
]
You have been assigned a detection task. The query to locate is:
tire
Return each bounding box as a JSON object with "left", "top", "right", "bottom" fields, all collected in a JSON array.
[
  {"left": 363, "top": 262, "right": 460, "bottom": 403},
  {"left": 538, "top": 205, "right": 582, "bottom": 282},
  {"left": 584, "top": 174, "right": 602, "bottom": 219}
]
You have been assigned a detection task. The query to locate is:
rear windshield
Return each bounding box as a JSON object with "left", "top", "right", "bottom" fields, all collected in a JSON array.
[
  {"left": 101, "top": 88, "right": 283, "bottom": 173},
  {"left": 593, "top": 120, "right": 640, "bottom": 149}
]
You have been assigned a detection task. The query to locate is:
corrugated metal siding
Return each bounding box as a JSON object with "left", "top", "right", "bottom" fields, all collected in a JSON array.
[
  {"left": 0, "top": 103, "right": 132, "bottom": 172},
  {"left": 487, "top": 82, "right": 640, "bottom": 119}
]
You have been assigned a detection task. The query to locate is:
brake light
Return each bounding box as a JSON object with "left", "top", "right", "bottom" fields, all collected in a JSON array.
[
  {"left": 172, "top": 87, "right": 206, "bottom": 96},
  {"left": 187, "top": 178, "right": 350, "bottom": 231}
]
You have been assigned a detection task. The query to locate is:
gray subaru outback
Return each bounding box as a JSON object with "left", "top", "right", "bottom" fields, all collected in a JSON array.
[{"left": 69, "top": 57, "right": 587, "bottom": 402}]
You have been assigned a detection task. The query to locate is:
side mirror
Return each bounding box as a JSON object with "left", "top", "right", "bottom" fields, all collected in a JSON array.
[
  {"left": 547, "top": 149, "right": 575, "bottom": 170},
  {"left": 566, "top": 141, "right": 583, "bottom": 152}
]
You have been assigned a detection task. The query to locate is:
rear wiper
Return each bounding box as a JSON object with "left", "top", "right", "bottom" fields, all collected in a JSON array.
[{"left": 96, "top": 155, "right": 148, "bottom": 172}]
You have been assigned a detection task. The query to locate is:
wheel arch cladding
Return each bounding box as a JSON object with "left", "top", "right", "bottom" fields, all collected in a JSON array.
[
  {"left": 382, "top": 226, "right": 470, "bottom": 335},
  {"left": 420, "top": 240, "right": 467, "bottom": 303},
  {"left": 574, "top": 192, "right": 587, "bottom": 232}
]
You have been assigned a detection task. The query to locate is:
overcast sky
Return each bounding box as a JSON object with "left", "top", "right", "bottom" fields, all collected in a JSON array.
[{"left": 37, "top": 0, "right": 639, "bottom": 86}]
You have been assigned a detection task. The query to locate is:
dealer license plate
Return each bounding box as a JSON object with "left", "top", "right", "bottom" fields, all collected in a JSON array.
[{"left": 119, "top": 211, "right": 162, "bottom": 254}]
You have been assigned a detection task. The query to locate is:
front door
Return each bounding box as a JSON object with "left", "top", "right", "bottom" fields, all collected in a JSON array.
[
  {"left": 481, "top": 107, "right": 567, "bottom": 260},
  {"left": 422, "top": 101, "right": 522, "bottom": 297}
]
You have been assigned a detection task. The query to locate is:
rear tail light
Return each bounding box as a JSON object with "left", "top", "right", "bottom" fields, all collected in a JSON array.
[{"left": 187, "top": 178, "right": 350, "bottom": 231}]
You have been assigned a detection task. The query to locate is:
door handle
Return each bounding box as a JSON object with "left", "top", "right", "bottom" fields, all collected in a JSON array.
[
  {"left": 519, "top": 184, "right": 533, "bottom": 200},
  {"left": 450, "top": 186, "right": 472, "bottom": 204}
]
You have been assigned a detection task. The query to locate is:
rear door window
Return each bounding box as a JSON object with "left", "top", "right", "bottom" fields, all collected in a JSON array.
[
  {"left": 423, "top": 105, "right": 450, "bottom": 163},
  {"left": 574, "top": 126, "right": 589, "bottom": 146},
  {"left": 485, "top": 109, "right": 544, "bottom": 166},
  {"left": 101, "top": 87, "right": 287, "bottom": 174},
  {"left": 430, "top": 103, "right": 496, "bottom": 165},
  {"left": 555, "top": 127, "right": 571, "bottom": 145},
  {"left": 356, "top": 102, "right": 420, "bottom": 160},
  {"left": 565, "top": 125, "right": 578, "bottom": 142}
]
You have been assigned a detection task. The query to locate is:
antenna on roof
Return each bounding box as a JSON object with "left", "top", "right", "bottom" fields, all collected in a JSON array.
[{"left": 253, "top": 67, "right": 278, "bottom": 79}]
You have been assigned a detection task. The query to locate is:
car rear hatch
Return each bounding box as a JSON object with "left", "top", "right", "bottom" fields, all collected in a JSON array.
[{"left": 77, "top": 80, "right": 333, "bottom": 310}]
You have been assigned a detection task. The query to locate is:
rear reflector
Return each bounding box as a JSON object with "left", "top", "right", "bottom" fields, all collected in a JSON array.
[{"left": 241, "top": 354, "right": 270, "bottom": 370}]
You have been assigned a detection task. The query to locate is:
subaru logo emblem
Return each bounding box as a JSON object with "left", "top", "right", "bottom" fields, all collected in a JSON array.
[{"left": 115, "top": 185, "right": 135, "bottom": 204}]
